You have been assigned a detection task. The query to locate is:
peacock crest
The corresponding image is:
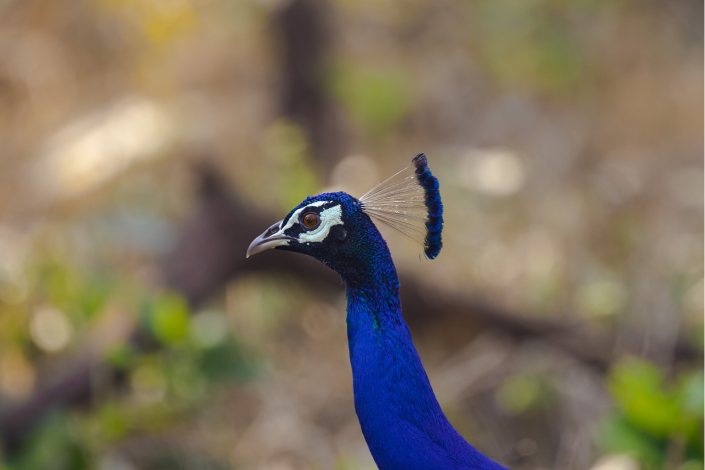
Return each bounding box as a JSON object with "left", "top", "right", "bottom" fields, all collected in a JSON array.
[{"left": 359, "top": 153, "right": 444, "bottom": 259}]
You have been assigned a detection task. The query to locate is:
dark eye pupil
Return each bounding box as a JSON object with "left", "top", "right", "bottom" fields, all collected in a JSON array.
[{"left": 303, "top": 213, "right": 319, "bottom": 228}]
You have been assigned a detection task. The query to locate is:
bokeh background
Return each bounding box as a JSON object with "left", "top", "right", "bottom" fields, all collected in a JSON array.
[{"left": 0, "top": 1, "right": 702, "bottom": 469}]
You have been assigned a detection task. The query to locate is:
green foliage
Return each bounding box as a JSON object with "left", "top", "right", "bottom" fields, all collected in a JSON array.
[
  {"left": 1, "top": 252, "right": 260, "bottom": 470},
  {"left": 198, "top": 340, "right": 260, "bottom": 382},
  {"left": 600, "top": 357, "right": 704, "bottom": 469},
  {"left": 33, "top": 257, "right": 112, "bottom": 325},
  {"left": 11, "top": 414, "right": 92, "bottom": 470},
  {"left": 263, "top": 120, "right": 321, "bottom": 210},
  {"left": 496, "top": 373, "right": 554, "bottom": 415},
  {"left": 329, "top": 63, "right": 412, "bottom": 137},
  {"left": 146, "top": 293, "right": 191, "bottom": 346},
  {"left": 105, "top": 342, "right": 139, "bottom": 369},
  {"left": 471, "top": 0, "right": 587, "bottom": 95},
  {"left": 576, "top": 276, "right": 628, "bottom": 319}
]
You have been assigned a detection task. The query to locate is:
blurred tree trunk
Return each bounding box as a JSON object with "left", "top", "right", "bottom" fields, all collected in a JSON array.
[{"left": 273, "top": 0, "right": 346, "bottom": 174}]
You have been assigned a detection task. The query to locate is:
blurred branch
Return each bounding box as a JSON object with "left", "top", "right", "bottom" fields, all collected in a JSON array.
[{"left": 0, "top": 360, "right": 97, "bottom": 452}]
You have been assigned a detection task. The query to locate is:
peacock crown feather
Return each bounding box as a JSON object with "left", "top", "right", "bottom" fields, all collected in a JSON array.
[{"left": 359, "top": 153, "right": 444, "bottom": 259}]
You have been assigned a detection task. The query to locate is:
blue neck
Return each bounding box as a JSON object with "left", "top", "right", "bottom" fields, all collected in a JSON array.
[{"left": 343, "top": 236, "right": 505, "bottom": 469}]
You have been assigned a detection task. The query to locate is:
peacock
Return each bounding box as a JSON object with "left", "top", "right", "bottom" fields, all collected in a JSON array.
[{"left": 246, "top": 154, "right": 507, "bottom": 469}]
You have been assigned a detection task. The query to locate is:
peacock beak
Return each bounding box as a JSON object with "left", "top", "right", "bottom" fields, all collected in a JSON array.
[{"left": 246, "top": 220, "right": 293, "bottom": 258}]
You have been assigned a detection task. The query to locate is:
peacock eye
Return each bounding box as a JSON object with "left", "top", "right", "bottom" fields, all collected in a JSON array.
[{"left": 301, "top": 211, "right": 320, "bottom": 230}]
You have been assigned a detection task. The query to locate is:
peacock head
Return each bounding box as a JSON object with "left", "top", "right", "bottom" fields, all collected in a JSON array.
[
  {"left": 246, "top": 154, "right": 444, "bottom": 281},
  {"left": 246, "top": 191, "right": 362, "bottom": 256}
]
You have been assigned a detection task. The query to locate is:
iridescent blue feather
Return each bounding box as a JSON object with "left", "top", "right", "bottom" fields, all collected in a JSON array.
[{"left": 412, "top": 153, "right": 444, "bottom": 259}]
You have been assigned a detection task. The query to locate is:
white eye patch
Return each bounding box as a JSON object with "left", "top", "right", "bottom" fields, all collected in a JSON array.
[
  {"left": 280, "top": 200, "right": 330, "bottom": 233},
  {"left": 298, "top": 204, "right": 343, "bottom": 243},
  {"left": 278, "top": 201, "right": 344, "bottom": 244}
]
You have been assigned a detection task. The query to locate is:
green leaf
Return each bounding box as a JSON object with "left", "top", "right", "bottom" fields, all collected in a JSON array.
[
  {"left": 676, "top": 371, "right": 705, "bottom": 452},
  {"left": 678, "top": 371, "right": 704, "bottom": 417},
  {"left": 148, "top": 293, "right": 190, "bottom": 346},
  {"left": 97, "top": 403, "right": 129, "bottom": 441},
  {"left": 599, "top": 414, "right": 666, "bottom": 468},
  {"left": 104, "top": 342, "right": 138, "bottom": 369},
  {"left": 608, "top": 358, "right": 680, "bottom": 438}
]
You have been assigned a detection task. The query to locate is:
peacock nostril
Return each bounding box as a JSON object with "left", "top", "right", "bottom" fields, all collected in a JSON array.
[{"left": 264, "top": 224, "right": 280, "bottom": 238}]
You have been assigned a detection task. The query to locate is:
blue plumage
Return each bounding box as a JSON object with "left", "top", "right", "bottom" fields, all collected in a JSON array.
[
  {"left": 246, "top": 157, "right": 506, "bottom": 469},
  {"left": 413, "top": 153, "right": 444, "bottom": 259}
]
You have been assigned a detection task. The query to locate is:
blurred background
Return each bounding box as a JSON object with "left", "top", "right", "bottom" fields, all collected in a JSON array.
[{"left": 0, "top": 1, "right": 702, "bottom": 469}]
